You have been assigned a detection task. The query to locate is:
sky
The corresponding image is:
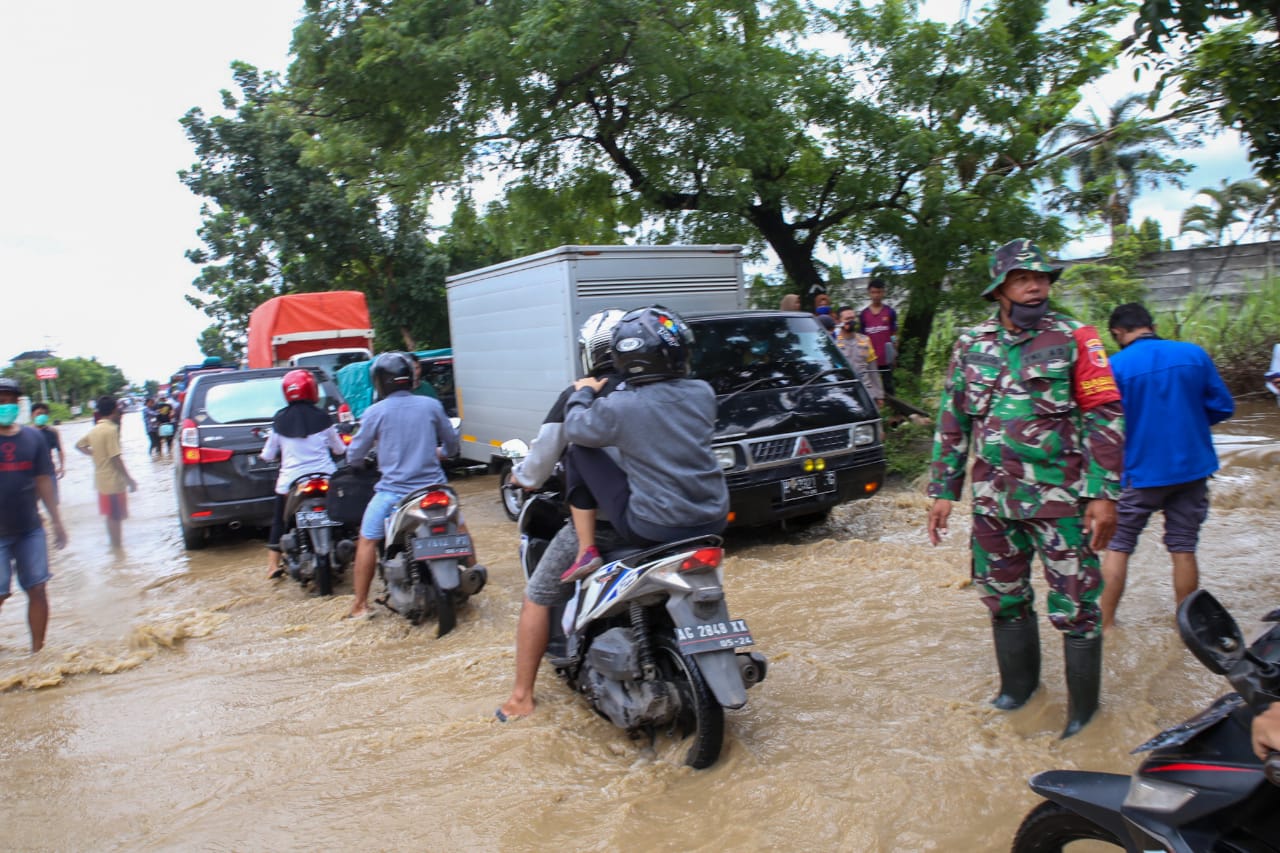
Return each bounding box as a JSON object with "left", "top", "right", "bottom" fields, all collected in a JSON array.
[{"left": 1, "top": 2, "right": 1256, "bottom": 385}]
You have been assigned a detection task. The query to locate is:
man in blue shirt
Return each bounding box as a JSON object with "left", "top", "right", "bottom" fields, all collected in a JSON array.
[
  {"left": 1100, "top": 303, "right": 1235, "bottom": 633},
  {"left": 344, "top": 353, "right": 463, "bottom": 620}
]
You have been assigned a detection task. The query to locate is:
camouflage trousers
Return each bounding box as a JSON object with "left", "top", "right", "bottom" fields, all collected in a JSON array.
[{"left": 971, "top": 514, "right": 1102, "bottom": 638}]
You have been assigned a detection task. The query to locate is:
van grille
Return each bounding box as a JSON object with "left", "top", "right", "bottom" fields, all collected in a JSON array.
[{"left": 748, "top": 427, "right": 852, "bottom": 464}]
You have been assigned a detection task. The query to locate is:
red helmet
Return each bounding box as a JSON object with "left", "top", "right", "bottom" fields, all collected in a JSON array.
[{"left": 282, "top": 369, "right": 319, "bottom": 403}]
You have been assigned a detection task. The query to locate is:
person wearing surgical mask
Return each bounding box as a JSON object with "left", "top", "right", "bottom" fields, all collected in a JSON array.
[
  {"left": 29, "top": 403, "right": 64, "bottom": 489},
  {"left": 0, "top": 377, "right": 67, "bottom": 653},
  {"left": 925, "top": 238, "right": 1126, "bottom": 739}
]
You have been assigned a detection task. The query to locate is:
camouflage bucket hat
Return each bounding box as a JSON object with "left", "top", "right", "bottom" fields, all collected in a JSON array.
[{"left": 983, "top": 238, "right": 1062, "bottom": 299}]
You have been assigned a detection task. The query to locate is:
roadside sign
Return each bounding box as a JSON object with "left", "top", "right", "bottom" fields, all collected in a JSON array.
[{"left": 35, "top": 367, "right": 58, "bottom": 380}]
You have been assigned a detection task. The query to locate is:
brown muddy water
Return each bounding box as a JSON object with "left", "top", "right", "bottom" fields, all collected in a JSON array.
[{"left": 3, "top": 403, "right": 1279, "bottom": 851}]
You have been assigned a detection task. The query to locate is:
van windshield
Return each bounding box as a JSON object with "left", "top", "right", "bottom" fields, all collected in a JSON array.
[{"left": 688, "top": 315, "right": 856, "bottom": 396}]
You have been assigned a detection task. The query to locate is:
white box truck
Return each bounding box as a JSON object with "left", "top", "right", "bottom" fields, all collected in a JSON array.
[{"left": 446, "top": 244, "right": 886, "bottom": 527}]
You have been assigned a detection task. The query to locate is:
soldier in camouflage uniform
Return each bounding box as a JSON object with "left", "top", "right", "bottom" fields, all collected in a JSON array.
[{"left": 926, "top": 238, "right": 1125, "bottom": 738}]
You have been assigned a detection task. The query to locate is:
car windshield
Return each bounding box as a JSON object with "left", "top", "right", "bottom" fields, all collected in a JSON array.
[
  {"left": 688, "top": 315, "right": 855, "bottom": 396},
  {"left": 201, "top": 377, "right": 336, "bottom": 424}
]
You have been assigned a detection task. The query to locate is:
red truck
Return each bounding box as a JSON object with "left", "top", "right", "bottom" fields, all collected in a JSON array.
[{"left": 246, "top": 291, "right": 375, "bottom": 375}]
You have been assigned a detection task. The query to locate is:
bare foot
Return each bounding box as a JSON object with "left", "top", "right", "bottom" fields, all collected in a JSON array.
[
  {"left": 343, "top": 607, "right": 372, "bottom": 620},
  {"left": 496, "top": 696, "right": 535, "bottom": 722}
]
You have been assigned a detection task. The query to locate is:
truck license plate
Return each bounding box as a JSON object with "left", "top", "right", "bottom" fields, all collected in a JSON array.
[
  {"left": 295, "top": 510, "right": 339, "bottom": 528},
  {"left": 674, "top": 619, "right": 755, "bottom": 655},
  {"left": 781, "top": 471, "right": 836, "bottom": 501},
  {"left": 412, "top": 533, "right": 474, "bottom": 562}
]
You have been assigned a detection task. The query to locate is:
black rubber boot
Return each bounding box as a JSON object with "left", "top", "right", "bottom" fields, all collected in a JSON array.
[
  {"left": 991, "top": 616, "right": 1041, "bottom": 710},
  {"left": 1061, "top": 634, "right": 1103, "bottom": 739}
]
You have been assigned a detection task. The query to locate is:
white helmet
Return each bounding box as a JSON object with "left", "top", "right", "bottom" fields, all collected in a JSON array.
[{"left": 578, "top": 308, "right": 627, "bottom": 376}]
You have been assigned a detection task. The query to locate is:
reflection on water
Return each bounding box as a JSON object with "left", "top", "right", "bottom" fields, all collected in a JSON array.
[{"left": 1, "top": 404, "right": 1278, "bottom": 849}]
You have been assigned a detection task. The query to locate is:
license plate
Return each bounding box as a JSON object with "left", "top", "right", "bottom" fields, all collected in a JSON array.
[
  {"left": 412, "top": 533, "right": 474, "bottom": 561},
  {"left": 295, "top": 510, "right": 339, "bottom": 528},
  {"left": 674, "top": 619, "right": 755, "bottom": 655},
  {"left": 781, "top": 471, "right": 837, "bottom": 501}
]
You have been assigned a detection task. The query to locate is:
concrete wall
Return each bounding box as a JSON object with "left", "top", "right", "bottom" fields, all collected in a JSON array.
[{"left": 1076, "top": 239, "right": 1280, "bottom": 309}]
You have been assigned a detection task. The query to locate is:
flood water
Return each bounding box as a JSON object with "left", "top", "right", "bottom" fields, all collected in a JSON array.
[{"left": 3, "top": 402, "right": 1279, "bottom": 850}]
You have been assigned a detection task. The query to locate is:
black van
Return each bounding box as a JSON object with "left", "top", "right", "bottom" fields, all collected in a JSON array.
[
  {"left": 686, "top": 310, "right": 886, "bottom": 526},
  {"left": 174, "top": 367, "right": 352, "bottom": 549}
]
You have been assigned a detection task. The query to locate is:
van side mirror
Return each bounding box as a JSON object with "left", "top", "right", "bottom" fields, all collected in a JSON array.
[{"left": 1177, "top": 589, "right": 1245, "bottom": 675}]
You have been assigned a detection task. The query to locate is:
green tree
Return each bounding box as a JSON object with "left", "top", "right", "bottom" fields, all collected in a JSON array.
[
  {"left": 197, "top": 325, "right": 241, "bottom": 363},
  {"left": 180, "top": 63, "right": 451, "bottom": 351},
  {"left": 1045, "top": 93, "right": 1190, "bottom": 246},
  {"left": 1106, "top": 0, "right": 1280, "bottom": 185},
  {"left": 1179, "top": 177, "right": 1268, "bottom": 246},
  {"left": 289, "top": 0, "right": 1132, "bottom": 356}
]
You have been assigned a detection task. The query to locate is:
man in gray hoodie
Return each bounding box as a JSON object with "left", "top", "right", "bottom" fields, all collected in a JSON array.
[{"left": 495, "top": 306, "right": 728, "bottom": 722}]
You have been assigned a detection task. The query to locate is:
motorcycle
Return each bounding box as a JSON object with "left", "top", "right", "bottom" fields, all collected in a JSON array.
[
  {"left": 1012, "top": 589, "right": 1280, "bottom": 852},
  {"left": 377, "top": 483, "right": 487, "bottom": 636},
  {"left": 518, "top": 485, "right": 767, "bottom": 769},
  {"left": 276, "top": 471, "right": 357, "bottom": 596}
]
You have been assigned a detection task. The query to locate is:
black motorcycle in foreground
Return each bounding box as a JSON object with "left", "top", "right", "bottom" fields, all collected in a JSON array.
[
  {"left": 276, "top": 471, "right": 356, "bottom": 596},
  {"left": 519, "top": 487, "right": 766, "bottom": 769},
  {"left": 1013, "top": 589, "right": 1280, "bottom": 852},
  {"left": 376, "top": 484, "right": 487, "bottom": 636}
]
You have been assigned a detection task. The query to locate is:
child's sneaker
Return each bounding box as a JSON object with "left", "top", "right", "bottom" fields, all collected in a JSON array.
[{"left": 560, "top": 546, "right": 603, "bottom": 583}]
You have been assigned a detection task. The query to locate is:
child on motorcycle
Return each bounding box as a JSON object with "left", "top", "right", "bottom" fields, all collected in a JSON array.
[{"left": 560, "top": 306, "right": 729, "bottom": 581}]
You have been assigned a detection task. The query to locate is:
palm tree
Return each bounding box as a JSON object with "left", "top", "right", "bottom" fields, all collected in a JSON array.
[
  {"left": 1180, "top": 178, "right": 1268, "bottom": 246},
  {"left": 1046, "top": 94, "right": 1190, "bottom": 247}
]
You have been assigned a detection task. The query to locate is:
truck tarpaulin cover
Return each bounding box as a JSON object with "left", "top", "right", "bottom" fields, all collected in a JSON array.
[{"left": 247, "top": 291, "right": 373, "bottom": 368}]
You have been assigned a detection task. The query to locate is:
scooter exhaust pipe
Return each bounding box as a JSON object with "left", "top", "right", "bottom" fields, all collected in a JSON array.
[
  {"left": 737, "top": 651, "right": 768, "bottom": 687},
  {"left": 228, "top": 521, "right": 242, "bottom": 531}
]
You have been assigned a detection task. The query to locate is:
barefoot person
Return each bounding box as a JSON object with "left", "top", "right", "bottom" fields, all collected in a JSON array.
[
  {"left": 0, "top": 377, "right": 68, "bottom": 653},
  {"left": 75, "top": 395, "right": 137, "bottom": 549}
]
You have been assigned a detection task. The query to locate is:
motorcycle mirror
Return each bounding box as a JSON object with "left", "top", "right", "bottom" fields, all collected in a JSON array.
[
  {"left": 1262, "top": 607, "right": 1280, "bottom": 624},
  {"left": 499, "top": 439, "right": 529, "bottom": 458},
  {"left": 1177, "top": 589, "right": 1245, "bottom": 675}
]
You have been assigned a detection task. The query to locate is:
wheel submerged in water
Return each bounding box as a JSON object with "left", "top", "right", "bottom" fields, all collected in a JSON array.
[{"left": 652, "top": 634, "right": 725, "bottom": 769}]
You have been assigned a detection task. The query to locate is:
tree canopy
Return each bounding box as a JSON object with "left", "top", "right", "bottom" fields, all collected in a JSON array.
[
  {"left": 284, "top": 0, "right": 1132, "bottom": 351},
  {"left": 179, "top": 63, "right": 452, "bottom": 353}
]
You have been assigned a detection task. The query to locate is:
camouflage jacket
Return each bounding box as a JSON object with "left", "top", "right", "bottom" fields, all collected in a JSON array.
[{"left": 927, "top": 311, "right": 1125, "bottom": 518}]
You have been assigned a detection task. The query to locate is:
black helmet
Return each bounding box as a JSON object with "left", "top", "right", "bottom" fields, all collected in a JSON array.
[
  {"left": 578, "top": 308, "right": 626, "bottom": 377},
  {"left": 611, "top": 306, "right": 694, "bottom": 384},
  {"left": 371, "top": 352, "right": 416, "bottom": 400}
]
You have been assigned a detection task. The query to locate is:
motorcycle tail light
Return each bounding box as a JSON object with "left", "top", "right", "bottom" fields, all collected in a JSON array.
[
  {"left": 430, "top": 525, "right": 447, "bottom": 535},
  {"left": 420, "top": 490, "right": 451, "bottom": 510},
  {"left": 337, "top": 403, "right": 353, "bottom": 424},
  {"left": 299, "top": 478, "right": 329, "bottom": 495},
  {"left": 679, "top": 547, "right": 723, "bottom": 573}
]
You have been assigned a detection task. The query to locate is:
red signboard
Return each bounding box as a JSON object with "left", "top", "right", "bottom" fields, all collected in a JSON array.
[{"left": 35, "top": 367, "right": 58, "bottom": 380}]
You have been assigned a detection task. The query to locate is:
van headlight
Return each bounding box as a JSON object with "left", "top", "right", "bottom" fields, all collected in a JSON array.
[
  {"left": 852, "top": 423, "right": 877, "bottom": 446},
  {"left": 713, "top": 446, "right": 738, "bottom": 470}
]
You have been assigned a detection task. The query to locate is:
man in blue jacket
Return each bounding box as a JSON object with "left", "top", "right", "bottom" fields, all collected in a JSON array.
[{"left": 1100, "top": 303, "right": 1235, "bottom": 632}]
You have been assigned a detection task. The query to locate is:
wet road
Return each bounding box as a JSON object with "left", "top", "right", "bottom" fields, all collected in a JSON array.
[{"left": 2, "top": 403, "right": 1278, "bottom": 850}]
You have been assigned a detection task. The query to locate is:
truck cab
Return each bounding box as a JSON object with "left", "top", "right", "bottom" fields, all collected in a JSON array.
[{"left": 687, "top": 310, "right": 885, "bottom": 526}]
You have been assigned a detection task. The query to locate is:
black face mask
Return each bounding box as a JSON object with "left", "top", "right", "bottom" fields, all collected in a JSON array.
[{"left": 1008, "top": 299, "right": 1049, "bottom": 330}]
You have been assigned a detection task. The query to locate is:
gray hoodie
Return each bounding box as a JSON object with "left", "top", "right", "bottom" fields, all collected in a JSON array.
[{"left": 564, "top": 378, "right": 728, "bottom": 539}]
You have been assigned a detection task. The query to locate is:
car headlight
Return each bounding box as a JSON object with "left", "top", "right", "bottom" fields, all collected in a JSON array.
[
  {"left": 713, "top": 446, "right": 737, "bottom": 470},
  {"left": 852, "top": 423, "right": 878, "bottom": 446}
]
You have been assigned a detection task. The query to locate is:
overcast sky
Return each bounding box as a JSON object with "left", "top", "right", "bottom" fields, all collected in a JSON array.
[{"left": 1, "top": 2, "right": 1253, "bottom": 385}]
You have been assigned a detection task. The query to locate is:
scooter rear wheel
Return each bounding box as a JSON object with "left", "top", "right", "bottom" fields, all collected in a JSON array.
[
  {"left": 652, "top": 634, "right": 725, "bottom": 770},
  {"left": 314, "top": 553, "right": 333, "bottom": 597},
  {"left": 1012, "top": 800, "right": 1123, "bottom": 852}
]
